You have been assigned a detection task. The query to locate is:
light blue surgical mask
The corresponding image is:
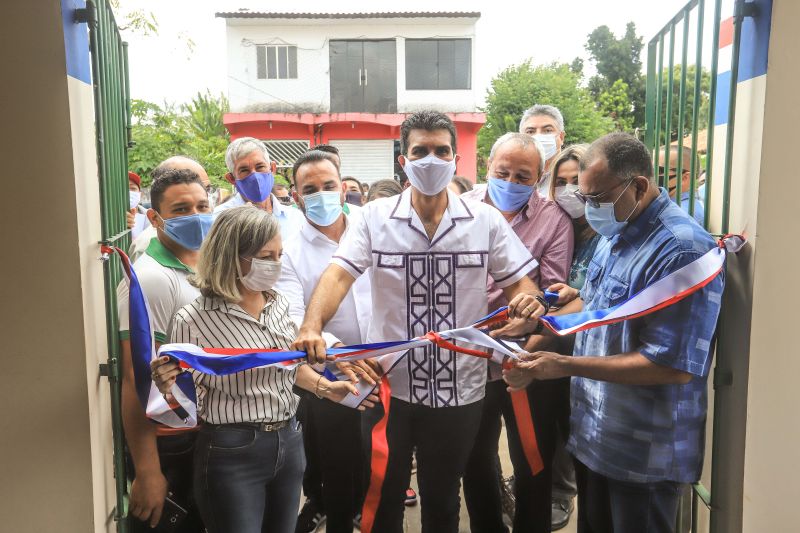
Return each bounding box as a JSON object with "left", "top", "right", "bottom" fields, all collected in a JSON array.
[
  {"left": 487, "top": 177, "right": 534, "bottom": 212},
  {"left": 161, "top": 213, "right": 214, "bottom": 250},
  {"left": 302, "top": 191, "right": 343, "bottom": 227},
  {"left": 584, "top": 179, "right": 639, "bottom": 238}
]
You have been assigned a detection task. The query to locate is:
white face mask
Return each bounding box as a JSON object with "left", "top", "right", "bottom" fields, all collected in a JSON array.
[
  {"left": 129, "top": 191, "right": 141, "bottom": 210},
  {"left": 403, "top": 153, "right": 457, "bottom": 196},
  {"left": 240, "top": 257, "right": 282, "bottom": 292},
  {"left": 533, "top": 133, "right": 559, "bottom": 161},
  {"left": 555, "top": 184, "right": 585, "bottom": 219}
]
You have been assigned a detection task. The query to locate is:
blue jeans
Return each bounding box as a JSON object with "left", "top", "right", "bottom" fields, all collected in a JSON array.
[
  {"left": 574, "top": 459, "right": 683, "bottom": 533},
  {"left": 194, "top": 420, "right": 306, "bottom": 533}
]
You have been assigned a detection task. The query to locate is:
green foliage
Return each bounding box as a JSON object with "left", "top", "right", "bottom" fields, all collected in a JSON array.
[
  {"left": 597, "top": 79, "right": 634, "bottom": 132},
  {"left": 477, "top": 62, "right": 613, "bottom": 169},
  {"left": 109, "top": 0, "right": 159, "bottom": 35},
  {"left": 657, "top": 65, "right": 712, "bottom": 143},
  {"left": 584, "top": 22, "right": 646, "bottom": 130},
  {"left": 127, "top": 92, "right": 231, "bottom": 189}
]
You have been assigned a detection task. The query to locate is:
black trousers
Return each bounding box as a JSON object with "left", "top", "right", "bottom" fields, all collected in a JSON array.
[
  {"left": 127, "top": 431, "right": 205, "bottom": 533},
  {"left": 298, "top": 393, "right": 364, "bottom": 533},
  {"left": 574, "top": 459, "right": 683, "bottom": 533},
  {"left": 362, "top": 397, "right": 483, "bottom": 533},
  {"left": 463, "top": 377, "right": 570, "bottom": 533},
  {"left": 298, "top": 395, "right": 323, "bottom": 505}
]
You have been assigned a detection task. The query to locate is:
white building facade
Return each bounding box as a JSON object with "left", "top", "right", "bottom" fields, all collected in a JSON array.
[{"left": 217, "top": 11, "right": 486, "bottom": 181}]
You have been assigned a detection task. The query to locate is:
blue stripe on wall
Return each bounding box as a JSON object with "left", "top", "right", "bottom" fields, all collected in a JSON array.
[
  {"left": 714, "top": 70, "right": 732, "bottom": 126},
  {"left": 62, "top": 0, "right": 92, "bottom": 84},
  {"left": 737, "top": 0, "right": 772, "bottom": 83},
  {"left": 713, "top": 0, "right": 773, "bottom": 125}
]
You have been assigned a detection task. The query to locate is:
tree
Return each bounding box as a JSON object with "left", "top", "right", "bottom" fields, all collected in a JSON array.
[
  {"left": 597, "top": 79, "right": 634, "bottom": 132},
  {"left": 657, "top": 65, "right": 712, "bottom": 143},
  {"left": 478, "top": 61, "right": 613, "bottom": 168},
  {"left": 127, "top": 92, "right": 231, "bottom": 188},
  {"left": 110, "top": 0, "right": 195, "bottom": 53},
  {"left": 584, "top": 22, "right": 646, "bottom": 130}
]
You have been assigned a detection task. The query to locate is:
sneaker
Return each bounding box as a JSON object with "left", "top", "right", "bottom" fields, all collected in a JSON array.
[
  {"left": 551, "top": 497, "right": 574, "bottom": 531},
  {"left": 404, "top": 487, "right": 418, "bottom": 506},
  {"left": 353, "top": 512, "right": 362, "bottom": 530},
  {"left": 295, "top": 499, "right": 326, "bottom": 533}
]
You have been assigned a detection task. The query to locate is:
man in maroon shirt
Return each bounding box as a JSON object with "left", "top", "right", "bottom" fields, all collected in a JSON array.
[{"left": 462, "top": 132, "right": 574, "bottom": 533}]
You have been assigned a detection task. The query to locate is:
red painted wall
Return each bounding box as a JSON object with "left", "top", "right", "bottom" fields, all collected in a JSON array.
[{"left": 224, "top": 112, "right": 485, "bottom": 180}]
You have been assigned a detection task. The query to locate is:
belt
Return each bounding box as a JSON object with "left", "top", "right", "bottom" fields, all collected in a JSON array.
[{"left": 206, "top": 419, "right": 292, "bottom": 432}]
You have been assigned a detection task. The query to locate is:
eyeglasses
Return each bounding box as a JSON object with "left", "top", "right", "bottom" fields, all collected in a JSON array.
[{"left": 574, "top": 178, "right": 634, "bottom": 208}]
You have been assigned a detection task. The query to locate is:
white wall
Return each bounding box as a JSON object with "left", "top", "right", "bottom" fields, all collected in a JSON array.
[
  {"left": 224, "top": 17, "right": 479, "bottom": 113},
  {"left": 740, "top": 0, "right": 800, "bottom": 529},
  {"left": 1, "top": 2, "right": 111, "bottom": 530}
]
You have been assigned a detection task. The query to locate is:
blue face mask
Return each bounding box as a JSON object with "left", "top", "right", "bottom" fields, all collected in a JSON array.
[
  {"left": 487, "top": 177, "right": 534, "bottom": 212},
  {"left": 162, "top": 213, "right": 214, "bottom": 250},
  {"left": 235, "top": 172, "right": 274, "bottom": 203},
  {"left": 302, "top": 191, "right": 343, "bottom": 227},
  {"left": 584, "top": 179, "right": 639, "bottom": 238}
]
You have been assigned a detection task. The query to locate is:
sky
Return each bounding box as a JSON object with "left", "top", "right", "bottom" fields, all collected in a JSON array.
[{"left": 119, "top": 0, "right": 700, "bottom": 106}]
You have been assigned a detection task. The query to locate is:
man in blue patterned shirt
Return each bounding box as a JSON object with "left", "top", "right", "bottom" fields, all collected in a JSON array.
[{"left": 503, "top": 133, "right": 724, "bottom": 533}]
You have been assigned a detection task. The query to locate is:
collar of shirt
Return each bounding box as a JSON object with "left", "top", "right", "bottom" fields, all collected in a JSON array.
[
  {"left": 300, "top": 203, "right": 358, "bottom": 246},
  {"left": 203, "top": 290, "right": 279, "bottom": 324},
  {"left": 145, "top": 237, "right": 193, "bottom": 273},
  {"left": 680, "top": 189, "right": 702, "bottom": 203},
  {"left": 619, "top": 188, "right": 672, "bottom": 250},
  {"left": 226, "top": 193, "right": 292, "bottom": 220},
  {"left": 390, "top": 188, "right": 474, "bottom": 245}
]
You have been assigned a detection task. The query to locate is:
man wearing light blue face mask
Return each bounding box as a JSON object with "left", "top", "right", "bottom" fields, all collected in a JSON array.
[
  {"left": 520, "top": 104, "right": 567, "bottom": 198},
  {"left": 503, "top": 133, "right": 724, "bottom": 533},
  {"left": 116, "top": 167, "right": 212, "bottom": 532},
  {"left": 214, "top": 136, "right": 305, "bottom": 241},
  {"left": 274, "top": 149, "right": 374, "bottom": 533},
  {"left": 462, "top": 133, "right": 574, "bottom": 533}
]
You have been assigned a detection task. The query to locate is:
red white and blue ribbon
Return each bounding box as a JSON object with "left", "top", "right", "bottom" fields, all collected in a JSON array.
[
  {"left": 104, "top": 245, "right": 200, "bottom": 429},
  {"left": 107, "top": 233, "right": 743, "bottom": 496},
  {"left": 538, "top": 234, "right": 744, "bottom": 336},
  {"left": 152, "top": 315, "right": 523, "bottom": 424}
]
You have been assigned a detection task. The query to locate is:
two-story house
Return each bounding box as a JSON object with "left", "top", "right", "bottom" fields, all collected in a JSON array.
[{"left": 216, "top": 10, "right": 485, "bottom": 182}]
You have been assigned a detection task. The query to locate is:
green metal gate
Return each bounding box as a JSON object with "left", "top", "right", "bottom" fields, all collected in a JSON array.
[
  {"left": 644, "top": 0, "right": 754, "bottom": 531},
  {"left": 78, "top": 0, "right": 132, "bottom": 530}
]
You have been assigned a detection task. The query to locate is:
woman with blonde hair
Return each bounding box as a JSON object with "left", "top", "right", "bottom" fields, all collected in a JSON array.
[
  {"left": 549, "top": 144, "right": 601, "bottom": 290},
  {"left": 151, "top": 205, "right": 377, "bottom": 533}
]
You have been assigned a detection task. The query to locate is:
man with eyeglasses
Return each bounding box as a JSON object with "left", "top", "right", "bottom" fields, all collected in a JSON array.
[
  {"left": 658, "top": 145, "right": 704, "bottom": 225},
  {"left": 504, "top": 133, "right": 724, "bottom": 533}
]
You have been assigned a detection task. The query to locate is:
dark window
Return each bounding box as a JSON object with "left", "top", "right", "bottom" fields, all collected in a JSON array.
[
  {"left": 256, "top": 46, "right": 266, "bottom": 79},
  {"left": 405, "top": 39, "right": 471, "bottom": 90},
  {"left": 256, "top": 45, "right": 298, "bottom": 80}
]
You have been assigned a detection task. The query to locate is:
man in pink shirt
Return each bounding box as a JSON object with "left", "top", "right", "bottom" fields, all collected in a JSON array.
[{"left": 462, "top": 132, "right": 574, "bottom": 533}]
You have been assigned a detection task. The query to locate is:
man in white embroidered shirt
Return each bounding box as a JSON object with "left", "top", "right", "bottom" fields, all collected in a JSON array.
[
  {"left": 274, "top": 149, "right": 372, "bottom": 533},
  {"left": 293, "top": 111, "right": 547, "bottom": 533}
]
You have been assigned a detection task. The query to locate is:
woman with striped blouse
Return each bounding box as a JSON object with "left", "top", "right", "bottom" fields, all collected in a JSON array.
[{"left": 151, "top": 206, "right": 378, "bottom": 533}]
